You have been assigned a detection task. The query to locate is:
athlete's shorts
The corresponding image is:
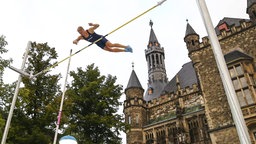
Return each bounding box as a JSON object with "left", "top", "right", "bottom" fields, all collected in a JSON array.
[{"left": 96, "top": 37, "right": 108, "bottom": 49}]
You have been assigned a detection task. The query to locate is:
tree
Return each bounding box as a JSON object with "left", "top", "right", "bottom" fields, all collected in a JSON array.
[
  {"left": 63, "top": 64, "right": 128, "bottom": 144},
  {"left": 5, "top": 42, "right": 61, "bottom": 144},
  {"left": 0, "top": 35, "right": 12, "bottom": 82},
  {"left": 0, "top": 35, "right": 13, "bottom": 138}
]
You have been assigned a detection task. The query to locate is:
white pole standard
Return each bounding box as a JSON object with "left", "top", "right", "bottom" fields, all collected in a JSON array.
[
  {"left": 53, "top": 49, "right": 73, "bottom": 144},
  {"left": 8, "top": 66, "right": 30, "bottom": 77},
  {"left": 196, "top": 0, "right": 251, "bottom": 143},
  {"left": 1, "top": 41, "right": 31, "bottom": 144}
]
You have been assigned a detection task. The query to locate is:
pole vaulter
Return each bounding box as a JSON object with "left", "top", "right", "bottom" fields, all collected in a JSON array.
[
  {"left": 3, "top": 1, "right": 166, "bottom": 143},
  {"left": 30, "top": 0, "right": 167, "bottom": 79}
]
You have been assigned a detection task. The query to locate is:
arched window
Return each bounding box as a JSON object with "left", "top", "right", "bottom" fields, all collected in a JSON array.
[
  {"left": 148, "top": 87, "right": 153, "bottom": 95},
  {"left": 152, "top": 55, "right": 155, "bottom": 68},
  {"left": 156, "top": 54, "right": 159, "bottom": 65},
  {"left": 136, "top": 114, "right": 139, "bottom": 125},
  {"left": 128, "top": 115, "right": 131, "bottom": 124}
]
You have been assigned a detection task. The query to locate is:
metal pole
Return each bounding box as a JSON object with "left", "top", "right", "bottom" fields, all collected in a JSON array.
[
  {"left": 1, "top": 41, "right": 31, "bottom": 144},
  {"left": 53, "top": 49, "right": 73, "bottom": 144},
  {"left": 196, "top": 0, "right": 251, "bottom": 143},
  {"left": 8, "top": 66, "right": 30, "bottom": 77}
]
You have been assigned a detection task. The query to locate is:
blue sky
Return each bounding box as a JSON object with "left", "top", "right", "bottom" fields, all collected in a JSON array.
[{"left": 0, "top": 0, "right": 248, "bottom": 143}]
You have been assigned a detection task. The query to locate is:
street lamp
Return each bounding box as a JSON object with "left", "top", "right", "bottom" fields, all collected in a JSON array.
[{"left": 59, "top": 135, "right": 77, "bottom": 144}]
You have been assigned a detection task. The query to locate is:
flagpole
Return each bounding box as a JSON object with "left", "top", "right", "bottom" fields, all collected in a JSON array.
[{"left": 196, "top": 0, "right": 251, "bottom": 143}]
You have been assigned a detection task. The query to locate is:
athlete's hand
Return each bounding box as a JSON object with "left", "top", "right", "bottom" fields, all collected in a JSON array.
[{"left": 73, "top": 40, "right": 78, "bottom": 45}]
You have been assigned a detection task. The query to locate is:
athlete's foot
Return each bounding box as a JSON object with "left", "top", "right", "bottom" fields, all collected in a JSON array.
[{"left": 125, "top": 45, "right": 133, "bottom": 53}]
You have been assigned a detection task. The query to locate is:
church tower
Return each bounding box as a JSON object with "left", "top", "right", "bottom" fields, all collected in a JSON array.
[
  {"left": 247, "top": 0, "right": 256, "bottom": 23},
  {"left": 144, "top": 20, "right": 168, "bottom": 101},
  {"left": 184, "top": 22, "right": 240, "bottom": 143},
  {"left": 184, "top": 21, "right": 200, "bottom": 54},
  {"left": 123, "top": 64, "right": 146, "bottom": 144}
]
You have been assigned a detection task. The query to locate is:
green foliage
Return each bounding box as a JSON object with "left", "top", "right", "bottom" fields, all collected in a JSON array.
[
  {"left": 0, "top": 83, "right": 15, "bottom": 138},
  {"left": 64, "top": 64, "right": 127, "bottom": 144},
  {"left": 4, "top": 42, "right": 61, "bottom": 144},
  {"left": 0, "top": 35, "right": 13, "bottom": 138},
  {"left": 0, "top": 35, "right": 12, "bottom": 82},
  {"left": 0, "top": 39, "right": 128, "bottom": 143}
]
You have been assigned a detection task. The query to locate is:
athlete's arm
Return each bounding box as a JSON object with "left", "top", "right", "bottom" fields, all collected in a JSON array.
[
  {"left": 73, "top": 36, "right": 83, "bottom": 44},
  {"left": 88, "top": 23, "right": 99, "bottom": 33}
]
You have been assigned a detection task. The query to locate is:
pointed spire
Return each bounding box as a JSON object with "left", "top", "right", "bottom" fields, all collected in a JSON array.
[
  {"left": 149, "top": 19, "right": 153, "bottom": 28},
  {"left": 126, "top": 63, "right": 143, "bottom": 90},
  {"left": 184, "top": 20, "right": 200, "bottom": 52},
  {"left": 132, "top": 62, "right": 134, "bottom": 70},
  {"left": 185, "top": 20, "right": 198, "bottom": 37},
  {"left": 144, "top": 20, "right": 168, "bottom": 101},
  {"left": 148, "top": 20, "right": 159, "bottom": 45}
]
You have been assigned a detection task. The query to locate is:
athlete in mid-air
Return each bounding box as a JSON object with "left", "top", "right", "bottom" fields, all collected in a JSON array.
[{"left": 73, "top": 23, "right": 133, "bottom": 53}]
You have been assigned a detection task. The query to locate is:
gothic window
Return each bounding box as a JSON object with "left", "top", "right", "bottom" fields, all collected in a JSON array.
[
  {"left": 200, "top": 115, "right": 211, "bottom": 142},
  {"left": 149, "top": 42, "right": 153, "bottom": 47},
  {"left": 148, "top": 87, "right": 153, "bottom": 95},
  {"left": 188, "top": 120, "right": 200, "bottom": 143},
  {"left": 156, "top": 130, "right": 166, "bottom": 144},
  {"left": 160, "top": 55, "right": 163, "bottom": 64},
  {"left": 136, "top": 114, "right": 139, "bottom": 125},
  {"left": 152, "top": 55, "right": 155, "bottom": 68},
  {"left": 248, "top": 123, "right": 256, "bottom": 143},
  {"left": 156, "top": 54, "right": 159, "bottom": 65},
  {"left": 128, "top": 115, "right": 131, "bottom": 124},
  {"left": 229, "top": 63, "right": 256, "bottom": 107},
  {"left": 192, "top": 40, "right": 195, "bottom": 46},
  {"left": 154, "top": 42, "right": 159, "bottom": 46},
  {"left": 168, "top": 127, "right": 178, "bottom": 143},
  {"left": 146, "top": 132, "right": 154, "bottom": 144},
  {"left": 148, "top": 56, "right": 152, "bottom": 68}
]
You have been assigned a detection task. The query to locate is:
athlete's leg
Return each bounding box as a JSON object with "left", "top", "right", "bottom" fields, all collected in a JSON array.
[
  {"left": 103, "top": 46, "right": 125, "bottom": 52},
  {"left": 103, "top": 41, "right": 133, "bottom": 53},
  {"left": 105, "top": 41, "right": 127, "bottom": 48}
]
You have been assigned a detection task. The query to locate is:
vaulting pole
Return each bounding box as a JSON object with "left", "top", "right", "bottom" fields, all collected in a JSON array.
[
  {"left": 31, "top": 0, "right": 167, "bottom": 79},
  {"left": 196, "top": 0, "right": 251, "bottom": 143},
  {"left": 53, "top": 49, "right": 73, "bottom": 144},
  {"left": 1, "top": 41, "right": 31, "bottom": 144}
]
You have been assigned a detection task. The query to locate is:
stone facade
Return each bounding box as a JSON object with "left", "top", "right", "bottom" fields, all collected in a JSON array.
[{"left": 124, "top": 1, "right": 256, "bottom": 144}]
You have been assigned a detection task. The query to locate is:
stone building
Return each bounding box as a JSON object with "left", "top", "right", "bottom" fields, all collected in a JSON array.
[{"left": 123, "top": 1, "right": 256, "bottom": 143}]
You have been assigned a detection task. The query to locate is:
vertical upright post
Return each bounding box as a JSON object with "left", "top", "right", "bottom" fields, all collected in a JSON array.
[
  {"left": 1, "top": 41, "right": 31, "bottom": 144},
  {"left": 53, "top": 49, "right": 73, "bottom": 144},
  {"left": 196, "top": 0, "right": 251, "bottom": 143}
]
